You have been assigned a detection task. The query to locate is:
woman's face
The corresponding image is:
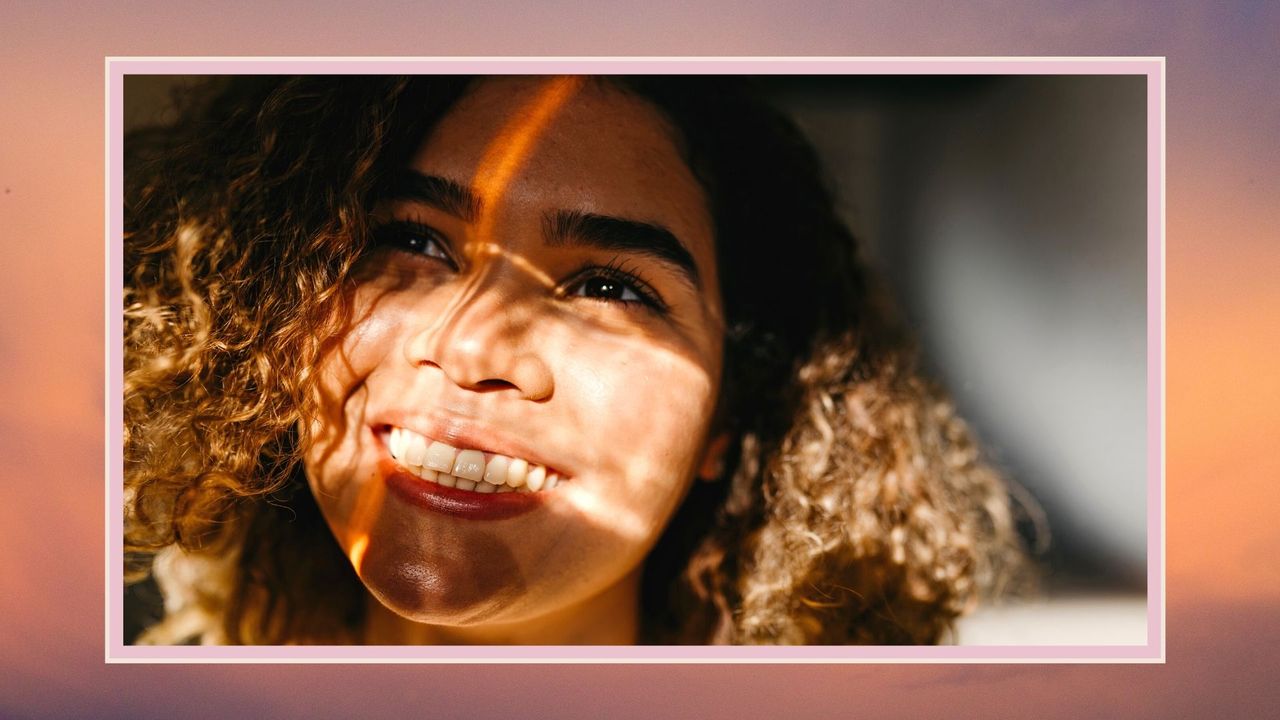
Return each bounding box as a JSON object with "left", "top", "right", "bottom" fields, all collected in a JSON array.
[{"left": 304, "top": 77, "right": 724, "bottom": 638}]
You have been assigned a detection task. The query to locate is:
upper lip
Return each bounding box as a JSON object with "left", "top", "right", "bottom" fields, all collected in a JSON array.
[{"left": 371, "top": 410, "right": 571, "bottom": 477}]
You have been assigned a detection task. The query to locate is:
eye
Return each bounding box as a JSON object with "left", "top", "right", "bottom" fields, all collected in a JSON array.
[
  {"left": 571, "top": 275, "right": 643, "bottom": 303},
  {"left": 562, "top": 261, "right": 668, "bottom": 314},
  {"left": 372, "top": 220, "right": 457, "bottom": 268}
]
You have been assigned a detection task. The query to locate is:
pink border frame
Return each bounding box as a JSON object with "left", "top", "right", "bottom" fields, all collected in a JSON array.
[{"left": 106, "top": 57, "right": 1165, "bottom": 663}]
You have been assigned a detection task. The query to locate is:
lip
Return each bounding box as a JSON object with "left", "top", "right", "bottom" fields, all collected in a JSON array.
[{"left": 379, "top": 457, "right": 546, "bottom": 520}]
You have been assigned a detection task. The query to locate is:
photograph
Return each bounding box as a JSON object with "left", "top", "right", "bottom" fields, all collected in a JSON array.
[{"left": 121, "top": 69, "right": 1149, "bottom": 649}]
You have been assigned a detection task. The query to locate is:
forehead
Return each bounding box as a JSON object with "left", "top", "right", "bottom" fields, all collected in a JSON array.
[{"left": 409, "top": 77, "right": 713, "bottom": 253}]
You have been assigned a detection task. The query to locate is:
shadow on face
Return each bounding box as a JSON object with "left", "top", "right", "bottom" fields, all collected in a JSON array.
[{"left": 302, "top": 76, "right": 730, "bottom": 642}]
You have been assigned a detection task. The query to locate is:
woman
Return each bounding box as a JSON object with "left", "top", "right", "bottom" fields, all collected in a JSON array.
[{"left": 124, "top": 75, "right": 1027, "bottom": 645}]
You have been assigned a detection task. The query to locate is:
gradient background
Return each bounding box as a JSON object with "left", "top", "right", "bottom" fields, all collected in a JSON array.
[{"left": 1, "top": 0, "right": 1276, "bottom": 717}]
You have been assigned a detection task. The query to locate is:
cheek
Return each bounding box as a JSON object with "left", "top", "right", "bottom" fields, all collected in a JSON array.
[
  {"left": 322, "top": 290, "right": 405, "bottom": 392},
  {"left": 314, "top": 284, "right": 412, "bottom": 424},
  {"left": 304, "top": 293, "right": 404, "bottom": 520},
  {"left": 560, "top": 333, "right": 719, "bottom": 522}
]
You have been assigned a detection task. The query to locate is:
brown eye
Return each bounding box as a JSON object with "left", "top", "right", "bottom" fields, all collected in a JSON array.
[
  {"left": 372, "top": 220, "right": 457, "bottom": 269},
  {"left": 572, "top": 275, "right": 643, "bottom": 303},
  {"left": 561, "top": 261, "right": 669, "bottom": 314},
  {"left": 558, "top": 257, "right": 672, "bottom": 315},
  {"left": 403, "top": 233, "right": 449, "bottom": 261}
]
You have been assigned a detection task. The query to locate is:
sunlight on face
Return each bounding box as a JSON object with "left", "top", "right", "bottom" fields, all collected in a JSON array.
[{"left": 303, "top": 77, "right": 725, "bottom": 642}]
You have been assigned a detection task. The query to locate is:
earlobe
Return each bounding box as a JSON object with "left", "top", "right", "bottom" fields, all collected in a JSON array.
[{"left": 696, "top": 432, "right": 732, "bottom": 481}]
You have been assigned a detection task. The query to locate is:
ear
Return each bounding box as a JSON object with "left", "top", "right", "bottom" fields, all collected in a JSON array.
[{"left": 696, "top": 432, "right": 733, "bottom": 482}]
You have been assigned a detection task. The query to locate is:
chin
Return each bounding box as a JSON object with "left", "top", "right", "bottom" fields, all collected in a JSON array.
[{"left": 356, "top": 526, "right": 531, "bottom": 626}]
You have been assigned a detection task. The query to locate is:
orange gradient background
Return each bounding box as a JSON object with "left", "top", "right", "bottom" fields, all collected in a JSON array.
[{"left": 2, "top": 1, "right": 1277, "bottom": 716}]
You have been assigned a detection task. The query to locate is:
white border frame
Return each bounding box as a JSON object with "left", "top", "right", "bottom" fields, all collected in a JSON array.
[{"left": 107, "top": 56, "right": 1165, "bottom": 663}]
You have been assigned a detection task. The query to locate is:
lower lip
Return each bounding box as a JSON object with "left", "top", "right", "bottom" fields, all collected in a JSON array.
[{"left": 379, "top": 458, "right": 545, "bottom": 520}]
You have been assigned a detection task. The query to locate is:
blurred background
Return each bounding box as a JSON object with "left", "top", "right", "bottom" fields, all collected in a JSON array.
[
  {"left": 124, "top": 74, "right": 1150, "bottom": 645},
  {"left": 764, "top": 76, "right": 1150, "bottom": 643}
]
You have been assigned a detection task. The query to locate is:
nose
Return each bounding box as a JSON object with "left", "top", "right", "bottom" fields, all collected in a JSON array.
[{"left": 403, "top": 276, "right": 554, "bottom": 401}]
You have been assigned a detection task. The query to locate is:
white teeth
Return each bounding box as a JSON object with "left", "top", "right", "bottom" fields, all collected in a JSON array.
[
  {"left": 484, "top": 455, "right": 510, "bottom": 485},
  {"left": 452, "top": 450, "right": 486, "bottom": 481},
  {"left": 425, "top": 441, "right": 456, "bottom": 472},
  {"left": 387, "top": 428, "right": 563, "bottom": 493},
  {"left": 389, "top": 427, "right": 405, "bottom": 459},
  {"left": 506, "top": 458, "right": 528, "bottom": 488},
  {"left": 406, "top": 433, "right": 427, "bottom": 467},
  {"left": 525, "top": 465, "right": 546, "bottom": 492}
]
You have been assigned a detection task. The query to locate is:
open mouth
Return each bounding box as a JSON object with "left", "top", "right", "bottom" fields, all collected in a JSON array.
[{"left": 381, "top": 425, "right": 566, "bottom": 493}]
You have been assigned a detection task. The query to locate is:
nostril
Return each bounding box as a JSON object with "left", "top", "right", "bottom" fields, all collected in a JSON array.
[{"left": 406, "top": 326, "right": 553, "bottom": 401}]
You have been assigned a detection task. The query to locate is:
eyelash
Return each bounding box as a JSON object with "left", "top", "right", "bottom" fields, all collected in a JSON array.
[
  {"left": 372, "top": 219, "right": 669, "bottom": 315},
  {"left": 561, "top": 258, "right": 669, "bottom": 314},
  {"left": 371, "top": 220, "right": 458, "bottom": 269}
]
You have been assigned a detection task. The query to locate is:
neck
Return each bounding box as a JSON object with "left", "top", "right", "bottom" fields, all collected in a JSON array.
[{"left": 363, "top": 568, "right": 642, "bottom": 645}]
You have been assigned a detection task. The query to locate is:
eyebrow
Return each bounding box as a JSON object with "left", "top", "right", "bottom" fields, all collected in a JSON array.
[
  {"left": 543, "top": 210, "right": 701, "bottom": 289},
  {"left": 378, "top": 170, "right": 482, "bottom": 223},
  {"left": 380, "top": 171, "right": 701, "bottom": 288}
]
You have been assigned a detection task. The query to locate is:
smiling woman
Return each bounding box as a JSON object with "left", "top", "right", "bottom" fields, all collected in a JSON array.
[{"left": 124, "top": 75, "right": 1027, "bottom": 645}]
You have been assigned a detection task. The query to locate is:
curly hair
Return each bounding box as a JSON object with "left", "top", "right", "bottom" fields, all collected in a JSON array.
[{"left": 124, "top": 75, "right": 1029, "bottom": 645}]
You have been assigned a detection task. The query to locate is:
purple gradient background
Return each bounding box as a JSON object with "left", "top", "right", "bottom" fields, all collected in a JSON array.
[{"left": 2, "top": 1, "right": 1277, "bottom": 716}]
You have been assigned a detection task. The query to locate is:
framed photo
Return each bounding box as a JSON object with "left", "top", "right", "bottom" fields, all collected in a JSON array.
[{"left": 110, "top": 57, "right": 1161, "bottom": 662}]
